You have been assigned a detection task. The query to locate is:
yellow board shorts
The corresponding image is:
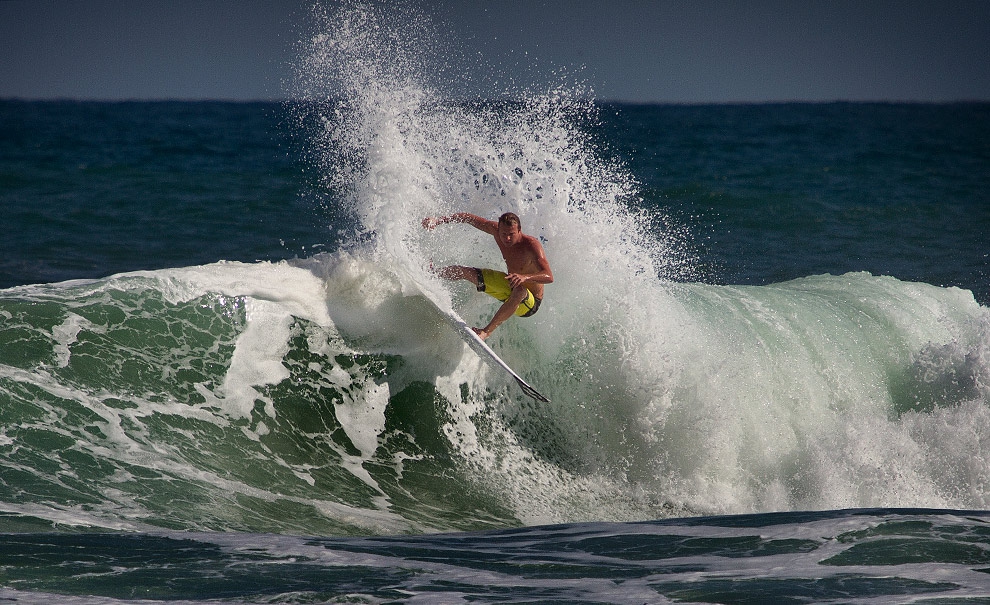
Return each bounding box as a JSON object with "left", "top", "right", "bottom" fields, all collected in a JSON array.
[{"left": 475, "top": 268, "right": 542, "bottom": 317}]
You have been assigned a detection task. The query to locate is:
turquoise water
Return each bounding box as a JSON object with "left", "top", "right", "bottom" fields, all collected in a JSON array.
[{"left": 1, "top": 3, "right": 990, "bottom": 602}]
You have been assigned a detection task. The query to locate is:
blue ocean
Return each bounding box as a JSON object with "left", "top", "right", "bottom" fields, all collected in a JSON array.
[{"left": 2, "top": 5, "right": 990, "bottom": 603}]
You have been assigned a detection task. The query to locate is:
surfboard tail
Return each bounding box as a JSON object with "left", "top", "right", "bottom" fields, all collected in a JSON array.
[
  {"left": 444, "top": 318, "right": 550, "bottom": 403},
  {"left": 515, "top": 378, "right": 550, "bottom": 403}
]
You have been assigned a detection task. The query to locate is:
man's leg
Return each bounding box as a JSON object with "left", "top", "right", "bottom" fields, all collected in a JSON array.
[
  {"left": 434, "top": 265, "right": 481, "bottom": 288},
  {"left": 434, "top": 266, "right": 527, "bottom": 340},
  {"left": 475, "top": 285, "right": 528, "bottom": 340}
]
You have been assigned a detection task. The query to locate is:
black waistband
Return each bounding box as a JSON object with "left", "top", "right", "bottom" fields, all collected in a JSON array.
[{"left": 521, "top": 296, "right": 542, "bottom": 318}]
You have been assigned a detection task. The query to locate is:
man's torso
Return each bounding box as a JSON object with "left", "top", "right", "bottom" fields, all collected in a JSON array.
[{"left": 497, "top": 234, "right": 545, "bottom": 298}]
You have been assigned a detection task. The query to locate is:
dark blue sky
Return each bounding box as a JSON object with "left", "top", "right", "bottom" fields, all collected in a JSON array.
[{"left": 2, "top": 0, "right": 988, "bottom": 103}]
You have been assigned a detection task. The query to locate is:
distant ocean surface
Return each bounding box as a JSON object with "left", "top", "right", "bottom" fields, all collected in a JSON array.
[{"left": 2, "top": 6, "right": 990, "bottom": 604}]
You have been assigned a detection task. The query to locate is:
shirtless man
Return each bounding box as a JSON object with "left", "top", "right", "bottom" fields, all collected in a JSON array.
[{"left": 422, "top": 212, "right": 553, "bottom": 340}]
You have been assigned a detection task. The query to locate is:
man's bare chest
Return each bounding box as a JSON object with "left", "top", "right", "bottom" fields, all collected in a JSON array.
[{"left": 499, "top": 246, "right": 537, "bottom": 270}]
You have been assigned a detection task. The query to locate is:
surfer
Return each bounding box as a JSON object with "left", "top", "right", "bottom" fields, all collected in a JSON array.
[{"left": 422, "top": 212, "right": 553, "bottom": 340}]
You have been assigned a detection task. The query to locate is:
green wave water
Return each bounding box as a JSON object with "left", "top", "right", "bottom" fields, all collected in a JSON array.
[{"left": 2, "top": 255, "right": 988, "bottom": 540}]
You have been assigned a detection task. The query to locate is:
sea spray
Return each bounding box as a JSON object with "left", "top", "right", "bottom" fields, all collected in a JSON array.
[
  {"left": 289, "top": 2, "right": 695, "bottom": 282},
  {"left": 288, "top": 1, "right": 709, "bottom": 522}
]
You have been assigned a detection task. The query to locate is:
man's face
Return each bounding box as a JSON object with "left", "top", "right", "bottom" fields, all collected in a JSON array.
[{"left": 497, "top": 222, "right": 522, "bottom": 246}]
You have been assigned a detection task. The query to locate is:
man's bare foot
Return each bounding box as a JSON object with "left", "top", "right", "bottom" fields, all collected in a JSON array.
[{"left": 472, "top": 327, "right": 491, "bottom": 340}]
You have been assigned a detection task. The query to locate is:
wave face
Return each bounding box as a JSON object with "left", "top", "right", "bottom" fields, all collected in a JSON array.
[
  {"left": 2, "top": 3, "right": 989, "bottom": 537},
  {"left": 1, "top": 256, "right": 988, "bottom": 535}
]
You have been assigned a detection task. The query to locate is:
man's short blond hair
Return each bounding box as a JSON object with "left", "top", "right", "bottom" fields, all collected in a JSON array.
[{"left": 498, "top": 212, "right": 521, "bottom": 229}]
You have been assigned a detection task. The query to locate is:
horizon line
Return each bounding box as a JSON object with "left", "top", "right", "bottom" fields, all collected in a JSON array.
[{"left": 3, "top": 95, "right": 989, "bottom": 106}]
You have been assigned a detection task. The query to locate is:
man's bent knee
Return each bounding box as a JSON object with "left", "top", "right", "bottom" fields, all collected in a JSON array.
[{"left": 508, "top": 286, "right": 529, "bottom": 304}]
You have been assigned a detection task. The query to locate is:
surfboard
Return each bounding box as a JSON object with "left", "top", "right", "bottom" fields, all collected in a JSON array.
[{"left": 442, "top": 311, "right": 550, "bottom": 403}]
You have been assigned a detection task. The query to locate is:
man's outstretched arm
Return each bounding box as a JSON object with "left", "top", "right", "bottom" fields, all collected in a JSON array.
[{"left": 422, "top": 213, "right": 498, "bottom": 235}]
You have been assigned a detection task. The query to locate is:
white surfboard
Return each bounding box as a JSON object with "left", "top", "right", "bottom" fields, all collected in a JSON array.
[{"left": 441, "top": 311, "right": 550, "bottom": 403}]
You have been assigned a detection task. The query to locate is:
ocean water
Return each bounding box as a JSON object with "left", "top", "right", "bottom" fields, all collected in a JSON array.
[{"left": 2, "top": 4, "right": 990, "bottom": 603}]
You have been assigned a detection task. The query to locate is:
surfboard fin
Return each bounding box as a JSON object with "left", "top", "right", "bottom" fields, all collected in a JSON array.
[{"left": 515, "top": 378, "right": 550, "bottom": 403}]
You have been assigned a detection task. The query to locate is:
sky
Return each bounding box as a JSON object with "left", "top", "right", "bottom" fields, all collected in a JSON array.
[{"left": 2, "top": 0, "right": 989, "bottom": 103}]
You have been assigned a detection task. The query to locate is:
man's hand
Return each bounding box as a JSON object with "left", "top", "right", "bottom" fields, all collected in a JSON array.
[
  {"left": 506, "top": 273, "right": 526, "bottom": 288},
  {"left": 422, "top": 216, "right": 442, "bottom": 229}
]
